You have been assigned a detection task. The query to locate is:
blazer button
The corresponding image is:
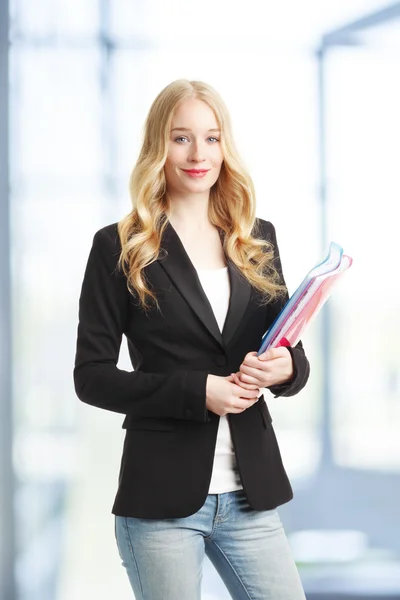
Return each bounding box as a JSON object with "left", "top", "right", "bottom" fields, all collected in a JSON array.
[
  {"left": 214, "top": 356, "right": 227, "bottom": 367},
  {"left": 185, "top": 408, "right": 193, "bottom": 419}
]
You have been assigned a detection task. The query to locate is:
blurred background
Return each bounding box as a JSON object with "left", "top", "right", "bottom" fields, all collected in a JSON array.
[{"left": 1, "top": 1, "right": 400, "bottom": 599}]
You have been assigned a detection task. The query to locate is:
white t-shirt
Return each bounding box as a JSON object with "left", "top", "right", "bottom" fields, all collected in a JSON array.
[{"left": 196, "top": 266, "right": 243, "bottom": 494}]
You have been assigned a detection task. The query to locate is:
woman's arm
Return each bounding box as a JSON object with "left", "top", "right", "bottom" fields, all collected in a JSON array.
[{"left": 73, "top": 227, "right": 209, "bottom": 422}]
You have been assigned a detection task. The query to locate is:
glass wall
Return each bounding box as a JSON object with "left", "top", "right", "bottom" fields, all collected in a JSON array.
[
  {"left": 281, "top": 15, "right": 400, "bottom": 598},
  {"left": 6, "top": 0, "right": 400, "bottom": 598},
  {"left": 326, "top": 37, "right": 400, "bottom": 471}
]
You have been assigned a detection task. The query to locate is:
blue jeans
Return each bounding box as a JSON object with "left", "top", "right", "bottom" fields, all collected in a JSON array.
[{"left": 115, "top": 490, "right": 306, "bottom": 600}]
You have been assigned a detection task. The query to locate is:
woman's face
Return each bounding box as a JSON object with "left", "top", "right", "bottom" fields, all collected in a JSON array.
[{"left": 164, "top": 98, "right": 223, "bottom": 197}]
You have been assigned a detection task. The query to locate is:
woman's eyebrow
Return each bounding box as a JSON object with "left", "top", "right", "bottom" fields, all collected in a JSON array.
[{"left": 170, "top": 127, "right": 221, "bottom": 133}]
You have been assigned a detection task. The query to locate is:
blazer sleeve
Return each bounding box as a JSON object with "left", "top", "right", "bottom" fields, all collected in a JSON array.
[
  {"left": 261, "top": 220, "right": 311, "bottom": 398},
  {"left": 73, "top": 226, "right": 209, "bottom": 422}
]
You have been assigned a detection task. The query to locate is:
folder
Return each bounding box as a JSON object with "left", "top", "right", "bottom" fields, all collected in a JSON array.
[{"left": 257, "top": 242, "right": 353, "bottom": 355}]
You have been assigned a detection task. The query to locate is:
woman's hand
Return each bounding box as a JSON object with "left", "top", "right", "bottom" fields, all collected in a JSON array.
[
  {"left": 205, "top": 374, "right": 261, "bottom": 417},
  {"left": 230, "top": 348, "right": 294, "bottom": 390}
]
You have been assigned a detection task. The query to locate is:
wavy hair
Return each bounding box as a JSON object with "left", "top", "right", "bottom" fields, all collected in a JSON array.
[{"left": 117, "top": 79, "right": 287, "bottom": 311}]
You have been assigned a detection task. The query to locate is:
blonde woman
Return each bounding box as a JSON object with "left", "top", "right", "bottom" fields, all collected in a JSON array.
[{"left": 74, "top": 79, "right": 310, "bottom": 600}]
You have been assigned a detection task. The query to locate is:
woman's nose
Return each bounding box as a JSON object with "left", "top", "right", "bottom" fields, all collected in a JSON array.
[{"left": 188, "top": 143, "right": 205, "bottom": 162}]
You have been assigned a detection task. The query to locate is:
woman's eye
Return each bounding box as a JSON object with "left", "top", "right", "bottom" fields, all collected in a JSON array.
[{"left": 173, "top": 136, "right": 219, "bottom": 144}]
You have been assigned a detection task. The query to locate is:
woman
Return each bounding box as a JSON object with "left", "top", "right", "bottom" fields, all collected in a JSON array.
[{"left": 74, "top": 79, "right": 310, "bottom": 600}]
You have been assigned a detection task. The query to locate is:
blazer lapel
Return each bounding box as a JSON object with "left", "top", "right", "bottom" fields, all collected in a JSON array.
[
  {"left": 222, "top": 259, "right": 251, "bottom": 347},
  {"left": 158, "top": 221, "right": 224, "bottom": 347},
  {"left": 157, "top": 221, "right": 251, "bottom": 349}
]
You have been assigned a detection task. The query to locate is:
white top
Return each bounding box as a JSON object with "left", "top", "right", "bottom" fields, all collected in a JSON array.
[{"left": 196, "top": 266, "right": 243, "bottom": 494}]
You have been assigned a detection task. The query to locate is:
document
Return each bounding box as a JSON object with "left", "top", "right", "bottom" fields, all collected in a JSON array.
[{"left": 258, "top": 242, "right": 353, "bottom": 355}]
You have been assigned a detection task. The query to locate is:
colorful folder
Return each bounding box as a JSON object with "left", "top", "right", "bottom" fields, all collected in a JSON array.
[{"left": 257, "top": 242, "right": 353, "bottom": 355}]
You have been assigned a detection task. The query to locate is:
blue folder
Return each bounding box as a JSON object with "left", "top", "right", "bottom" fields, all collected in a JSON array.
[{"left": 257, "top": 242, "right": 344, "bottom": 355}]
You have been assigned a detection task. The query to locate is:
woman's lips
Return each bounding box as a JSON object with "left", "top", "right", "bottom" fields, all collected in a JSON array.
[{"left": 181, "top": 169, "right": 210, "bottom": 178}]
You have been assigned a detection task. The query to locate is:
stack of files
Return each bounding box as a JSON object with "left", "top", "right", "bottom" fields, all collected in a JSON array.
[{"left": 258, "top": 242, "right": 353, "bottom": 355}]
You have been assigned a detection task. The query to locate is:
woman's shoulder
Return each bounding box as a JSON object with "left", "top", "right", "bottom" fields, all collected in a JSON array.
[
  {"left": 86, "top": 223, "right": 123, "bottom": 273},
  {"left": 253, "top": 217, "right": 276, "bottom": 240},
  {"left": 92, "top": 222, "right": 121, "bottom": 251},
  {"left": 255, "top": 216, "right": 274, "bottom": 229}
]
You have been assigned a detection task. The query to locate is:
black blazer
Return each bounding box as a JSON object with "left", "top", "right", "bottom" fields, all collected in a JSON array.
[{"left": 73, "top": 218, "right": 310, "bottom": 518}]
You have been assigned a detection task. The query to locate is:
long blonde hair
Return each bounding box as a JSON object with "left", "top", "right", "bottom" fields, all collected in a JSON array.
[{"left": 118, "top": 79, "right": 286, "bottom": 311}]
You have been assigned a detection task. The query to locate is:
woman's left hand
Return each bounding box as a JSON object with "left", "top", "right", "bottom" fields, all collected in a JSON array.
[{"left": 231, "top": 347, "right": 294, "bottom": 390}]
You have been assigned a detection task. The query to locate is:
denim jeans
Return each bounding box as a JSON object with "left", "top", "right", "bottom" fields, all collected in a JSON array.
[{"left": 115, "top": 489, "right": 306, "bottom": 600}]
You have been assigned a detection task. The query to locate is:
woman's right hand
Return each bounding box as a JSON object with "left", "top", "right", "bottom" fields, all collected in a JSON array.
[{"left": 205, "top": 374, "right": 261, "bottom": 416}]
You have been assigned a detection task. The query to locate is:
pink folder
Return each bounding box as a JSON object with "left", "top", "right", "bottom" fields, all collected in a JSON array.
[{"left": 257, "top": 243, "right": 353, "bottom": 355}]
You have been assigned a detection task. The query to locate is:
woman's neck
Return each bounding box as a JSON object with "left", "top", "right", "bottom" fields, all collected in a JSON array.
[{"left": 167, "top": 194, "right": 213, "bottom": 234}]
